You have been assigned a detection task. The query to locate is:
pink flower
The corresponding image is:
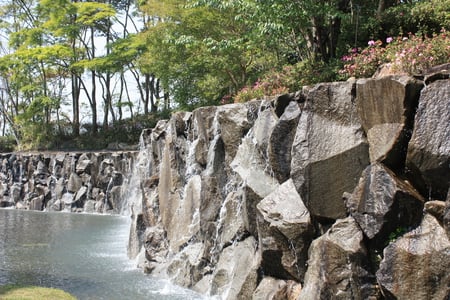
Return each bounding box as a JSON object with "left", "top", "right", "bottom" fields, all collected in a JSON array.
[
  {"left": 386, "top": 37, "right": 393, "bottom": 43},
  {"left": 368, "top": 40, "right": 376, "bottom": 46}
]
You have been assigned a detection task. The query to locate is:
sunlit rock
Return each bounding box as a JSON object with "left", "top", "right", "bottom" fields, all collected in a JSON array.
[
  {"left": 356, "top": 76, "right": 423, "bottom": 170},
  {"left": 231, "top": 136, "right": 279, "bottom": 199},
  {"left": 299, "top": 217, "right": 379, "bottom": 299},
  {"left": 67, "top": 173, "right": 82, "bottom": 193},
  {"left": 347, "top": 163, "right": 424, "bottom": 245},
  {"left": 252, "top": 277, "right": 302, "bottom": 300},
  {"left": 268, "top": 101, "right": 301, "bottom": 183},
  {"left": 377, "top": 214, "right": 450, "bottom": 299},
  {"left": 291, "top": 81, "right": 369, "bottom": 220},
  {"left": 208, "top": 236, "right": 259, "bottom": 300},
  {"left": 406, "top": 78, "right": 450, "bottom": 199},
  {"left": 256, "top": 179, "right": 313, "bottom": 281}
]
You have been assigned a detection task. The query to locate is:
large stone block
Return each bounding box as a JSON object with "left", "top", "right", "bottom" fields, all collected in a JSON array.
[
  {"left": 406, "top": 78, "right": 450, "bottom": 199},
  {"left": 291, "top": 81, "right": 369, "bottom": 220},
  {"left": 257, "top": 179, "right": 313, "bottom": 281},
  {"left": 347, "top": 163, "right": 424, "bottom": 245},
  {"left": 299, "top": 217, "right": 379, "bottom": 299},
  {"left": 377, "top": 214, "right": 450, "bottom": 299},
  {"left": 356, "top": 76, "right": 423, "bottom": 170}
]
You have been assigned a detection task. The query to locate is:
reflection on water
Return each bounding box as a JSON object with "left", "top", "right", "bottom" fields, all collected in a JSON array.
[{"left": 0, "top": 209, "right": 203, "bottom": 300}]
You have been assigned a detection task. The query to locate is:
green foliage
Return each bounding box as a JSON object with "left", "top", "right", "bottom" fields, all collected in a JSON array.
[
  {"left": 0, "top": 284, "right": 76, "bottom": 300},
  {"left": 1, "top": 0, "right": 449, "bottom": 150},
  {"left": 340, "top": 30, "right": 450, "bottom": 78},
  {"left": 233, "top": 59, "right": 342, "bottom": 103},
  {"left": 387, "top": 226, "right": 407, "bottom": 244},
  {"left": 0, "top": 136, "right": 17, "bottom": 152}
]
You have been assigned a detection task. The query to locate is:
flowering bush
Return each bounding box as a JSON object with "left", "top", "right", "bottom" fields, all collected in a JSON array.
[
  {"left": 341, "top": 40, "right": 386, "bottom": 78},
  {"left": 233, "top": 68, "right": 292, "bottom": 103},
  {"left": 231, "top": 59, "right": 341, "bottom": 103},
  {"left": 340, "top": 30, "right": 450, "bottom": 78}
]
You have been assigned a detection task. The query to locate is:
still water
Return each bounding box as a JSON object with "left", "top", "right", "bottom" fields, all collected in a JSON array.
[{"left": 0, "top": 209, "right": 203, "bottom": 299}]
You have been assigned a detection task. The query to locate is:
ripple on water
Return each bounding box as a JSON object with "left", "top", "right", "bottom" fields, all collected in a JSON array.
[{"left": 0, "top": 209, "right": 205, "bottom": 300}]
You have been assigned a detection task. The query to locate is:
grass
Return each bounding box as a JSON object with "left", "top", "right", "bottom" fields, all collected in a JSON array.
[{"left": 0, "top": 285, "right": 76, "bottom": 300}]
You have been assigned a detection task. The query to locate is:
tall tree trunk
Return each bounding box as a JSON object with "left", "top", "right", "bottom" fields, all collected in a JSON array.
[
  {"left": 90, "top": 27, "right": 98, "bottom": 135},
  {"left": 144, "top": 73, "right": 150, "bottom": 114},
  {"left": 72, "top": 72, "right": 80, "bottom": 136}
]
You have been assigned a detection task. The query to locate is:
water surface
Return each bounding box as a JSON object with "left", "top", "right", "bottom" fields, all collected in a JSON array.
[{"left": 0, "top": 209, "right": 203, "bottom": 299}]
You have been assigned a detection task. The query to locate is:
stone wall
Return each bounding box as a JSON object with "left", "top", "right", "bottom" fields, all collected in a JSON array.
[
  {"left": 0, "top": 151, "right": 137, "bottom": 214},
  {"left": 129, "top": 73, "right": 449, "bottom": 299}
]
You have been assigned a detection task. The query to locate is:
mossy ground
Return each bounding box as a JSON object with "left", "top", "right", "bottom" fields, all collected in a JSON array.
[{"left": 0, "top": 285, "right": 76, "bottom": 300}]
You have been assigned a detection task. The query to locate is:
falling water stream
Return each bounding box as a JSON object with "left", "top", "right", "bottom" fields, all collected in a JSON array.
[{"left": 0, "top": 209, "right": 204, "bottom": 299}]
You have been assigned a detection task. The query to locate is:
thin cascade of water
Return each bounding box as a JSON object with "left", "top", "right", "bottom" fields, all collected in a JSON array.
[
  {"left": 70, "top": 154, "right": 76, "bottom": 173},
  {"left": 209, "top": 194, "right": 231, "bottom": 264},
  {"left": 120, "top": 134, "right": 151, "bottom": 216},
  {"left": 104, "top": 177, "right": 114, "bottom": 214},
  {"left": 288, "top": 239, "right": 301, "bottom": 279}
]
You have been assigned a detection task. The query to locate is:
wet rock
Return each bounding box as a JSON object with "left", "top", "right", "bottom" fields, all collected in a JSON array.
[
  {"left": 74, "top": 186, "right": 87, "bottom": 206},
  {"left": 424, "top": 200, "right": 446, "bottom": 222},
  {"left": 256, "top": 179, "right": 313, "bottom": 281},
  {"left": 216, "top": 103, "right": 254, "bottom": 163},
  {"left": 142, "top": 225, "right": 168, "bottom": 272},
  {"left": 299, "top": 217, "right": 378, "bottom": 299},
  {"left": 252, "top": 277, "right": 301, "bottom": 300},
  {"left": 268, "top": 101, "right": 301, "bottom": 183},
  {"left": 165, "top": 243, "right": 205, "bottom": 287},
  {"left": 406, "top": 79, "right": 450, "bottom": 199},
  {"left": 61, "top": 192, "right": 74, "bottom": 208},
  {"left": 444, "top": 190, "right": 450, "bottom": 238},
  {"left": 47, "top": 199, "right": 62, "bottom": 211},
  {"left": 11, "top": 183, "right": 22, "bottom": 203},
  {"left": 209, "top": 236, "right": 259, "bottom": 300},
  {"left": 83, "top": 200, "right": 96, "bottom": 213},
  {"left": 291, "top": 81, "right": 369, "bottom": 220},
  {"left": 29, "top": 195, "right": 44, "bottom": 211},
  {"left": 231, "top": 136, "right": 279, "bottom": 199},
  {"left": 377, "top": 214, "right": 450, "bottom": 299},
  {"left": 253, "top": 102, "right": 278, "bottom": 156},
  {"left": 76, "top": 154, "right": 91, "bottom": 174},
  {"left": 356, "top": 76, "right": 423, "bottom": 170},
  {"left": 0, "top": 151, "right": 136, "bottom": 213},
  {"left": 347, "top": 163, "right": 424, "bottom": 245},
  {"left": 54, "top": 178, "right": 66, "bottom": 200},
  {"left": 67, "top": 173, "right": 82, "bottom": 193}
]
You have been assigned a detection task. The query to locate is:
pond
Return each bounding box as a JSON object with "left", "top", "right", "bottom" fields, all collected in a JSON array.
[{"left": 0, "top": 209, "right": 204, "bottom": 299}]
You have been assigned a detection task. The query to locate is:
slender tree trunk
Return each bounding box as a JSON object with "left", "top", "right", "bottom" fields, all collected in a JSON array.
[
  {"left": 90, "top": 27, "right": 98, "bottom": 135},
  {"left": 144, "top": 73, "right": 150, "bottom": 114},
  {"left": 72, "top": 72, "right": 80, "bottom": 136}
]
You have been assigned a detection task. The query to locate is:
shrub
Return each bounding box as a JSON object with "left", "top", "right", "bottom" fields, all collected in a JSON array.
[
  {"left": 232, "top": 59, "right": 342, "bottom": 103},
  {"left": 340, "top": 30, "right": 450, "bottom": 78},
  {"left": 0, "top": 135, "right": 17, "bottom": 152}
]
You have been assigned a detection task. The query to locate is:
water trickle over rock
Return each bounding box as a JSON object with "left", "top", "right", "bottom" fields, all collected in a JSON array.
[
  {"left": 0, "top": 151, "right": 136, "bottom": 213},
  {"left": 127, "top": 74, "right": 449, "bottom": 299}
]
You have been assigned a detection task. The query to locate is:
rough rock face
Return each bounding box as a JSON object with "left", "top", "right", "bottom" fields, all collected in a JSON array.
[
  {"left": 252, "top": 277, "right": 302, "bottom": 300},
  {"left": 256, "top": 179, "right": 313, "bottom": 281},
  {"left": 299, "top": 217, "right": 378, "bottom": 299},
  {"left": 0, "top": 151, "right": 136, "bottom": 213},
  {"left": 406, "top": 78, "right": 450, "bottom": 199},
  {"left": 377, "top": 214, "right": 450, "bottom": 299},
  {"left": 126, "top": 75, "right": 449, "bottom": 299},
  {"left": 346, "top": 163, "right": 424, "bottom": 245},
  {"left": 290, "top": 81, "right": 370, "bottom": 220},
  {"left": 356, "top": 76, "right": 423, "bottom": 170}
]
